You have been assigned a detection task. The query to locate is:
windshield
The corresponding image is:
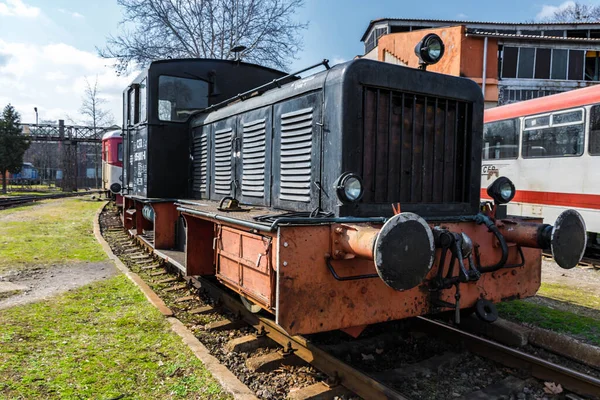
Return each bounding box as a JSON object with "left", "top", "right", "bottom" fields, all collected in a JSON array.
[{"left": 158, "top": 75, "right": 209, "bottom": 122}]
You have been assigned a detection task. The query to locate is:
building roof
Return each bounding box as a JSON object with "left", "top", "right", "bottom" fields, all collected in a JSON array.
[
  {"left": 485, "top": 84, "right": 600, "bottom": 123},
  {"left": 466, "top": 30, "right": 600, "bottom": 43},
  {"left": 361, "top": 18, "right": 600, "bottom": 41}
]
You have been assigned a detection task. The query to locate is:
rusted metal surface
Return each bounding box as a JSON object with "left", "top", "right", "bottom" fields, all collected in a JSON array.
[
  {"left": 331, "top": 224, "right": 379, "bottom": 260},
  {"left": 152, "top": 202, "right": 179, "bottom": 249},
  {"left": 418, "top": 317, "right": 600, "bottom": 399},
  {"left": 186, "top": 275, "right": 408, "bottom": 400},
  {"left": 495, "top": 219, "right": 545, "bottom": 248},
  {"left": 277, "top": 222, "right": 541, "bottom": 335}
]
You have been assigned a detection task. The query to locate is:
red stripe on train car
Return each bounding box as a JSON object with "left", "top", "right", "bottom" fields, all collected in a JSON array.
[{"left": 480, "top": 188, "right": 600, "bottom": 210}]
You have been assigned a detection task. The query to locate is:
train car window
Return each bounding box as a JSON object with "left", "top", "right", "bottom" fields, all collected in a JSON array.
[
  {"left": 158, "top": 75, "right": 209, "bottom": 122},
  {"left": 552, "top": 109, "right": 583, "bottom": 125},
  {"left": 139, "top": 78, "right": 147, "bottom": 123},
  {"left": 589, "top": 104, "right": 600, "bottom": 155},
  {"left": 517, "top": 48, "right": 535, "bottom": 78},
  {"left": 523, "top": 119, "right": 584, "bottom": 158},
  {"left": 482, "top": 118, "right": 519, "bottom": 160},
  {"left": 118, "top": 143, "right": 124, "bottom": 162},
  {"left": 524, "top": 115, "right": 550, "bottom": 129}
]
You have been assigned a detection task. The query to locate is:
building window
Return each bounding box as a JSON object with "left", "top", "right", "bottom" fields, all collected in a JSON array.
[
  {"left": 567, "top": 29, "right": 588, "bottom": 38},
  {"left": 534, "top": 48, "right": 551, "bottom": 79},
  {"left": 522, "top": 109, "right": 584, "bottom": 158},
  {"left": 482, "top": 118, "right": 519, "bottom": 160},
  {"left": 568, "top": 50, "right": 585, "bottom": 80},
  {"left": 517, "top": 48, "right": 535, "bottom": 78},
  {"left": 543, "top": 30, "right": 564, "bottom": 37},
  {"left": 589, "top": 104, "right": 600, "bottom": 155},
  {"left": 585, "top": 51, "right": 600, "bottom": 81},
  {"left": 502, "top": 47, "right": 518, "bottom": 78},
  {"left": 364, "top": 27, "right": 388, "bottom": 54},
  {"left": 551, "top": 49, "right": 568, "bottom": 79}
]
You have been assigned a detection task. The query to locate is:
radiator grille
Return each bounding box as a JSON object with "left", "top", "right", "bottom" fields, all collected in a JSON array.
[
  {"left": 242, "top": 118, "right": 266, "bottom": 198},
  {"left": 192, "top": 129, "right": 208, "bottom": 194},
  {"left": 214, "top": 127, "right": 233, "bottom": 195},
  {"left": 280, "top": 107, "right": 313, "bottom": 202},
  {"left": 361, "top": 87, "right": 471, "bottom": 204}
]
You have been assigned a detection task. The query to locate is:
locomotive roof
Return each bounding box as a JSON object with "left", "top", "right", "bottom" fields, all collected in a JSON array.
[
  {"left": 102, "top": 129, "right": 122, "bottom": 140},
  {"left": 190, "top": 58, "right": 483, "bottom": 127},
  {"left": 485, "top": 84, "right": 600, "bottom": 123}
]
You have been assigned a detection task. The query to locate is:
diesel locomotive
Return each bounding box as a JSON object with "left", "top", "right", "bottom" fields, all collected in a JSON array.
[{"left": 120, "top": 36, "right": 587, "bottom": 336}]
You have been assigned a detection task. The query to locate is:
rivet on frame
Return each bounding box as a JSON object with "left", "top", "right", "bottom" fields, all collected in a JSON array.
[
  {"left": 283, "top": 261, "right": 288, "bottom": 266},
  {"left": 283, "top": 242, "right": 289, "bottom": 247}
]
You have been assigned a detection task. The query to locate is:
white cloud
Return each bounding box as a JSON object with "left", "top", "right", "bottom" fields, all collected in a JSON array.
[
  {"left": 0, "top": 0, "right": 40, "bottom": 18},
  {"left": 0, "top": 39, "right": 137, "bottom": 124},
  {"left": 58, "top": 8, "right": 84, "bottom": 19},
  {"left": 331, "top": 57, "right": 346, "bottom": 65},
  {"left": 536, "top": 1, "right": 576, "bottom": 20},
  {"left": 456, "top": 13, "right": 469, "bottom": 19}
]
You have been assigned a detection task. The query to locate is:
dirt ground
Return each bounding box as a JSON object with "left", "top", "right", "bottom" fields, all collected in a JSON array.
[
  {"left": 541, "top": 259, "right": 600, "bottom": 295},
  {"left": 0, "top": 261, "right": 118, "bottom": 310}
]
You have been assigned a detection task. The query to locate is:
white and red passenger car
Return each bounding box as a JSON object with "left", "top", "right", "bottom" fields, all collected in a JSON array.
[{"left": 482, "top": 85, "right": 600, "bottom": 247}]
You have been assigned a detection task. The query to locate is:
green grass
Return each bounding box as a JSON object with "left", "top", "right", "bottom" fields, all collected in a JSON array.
[
  {"left": 0, "top": 198, "right": 107, "bottom": 272},
  {"left": 538, "top": 282, "right": 600, "bottom": 311},
  {"left": 497, "top": 300, "right": 600, "bottom": 346},
  {"left": 0, "top": 275, "right": 229, "bottom": 399}
]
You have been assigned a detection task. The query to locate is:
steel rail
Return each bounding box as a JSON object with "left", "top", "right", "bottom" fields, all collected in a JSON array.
[
  {"left": 185, "top": 275, "right": 408, "bottom": 400},
  {"left": 0, "top": 191, "right": 102, "bottom": 208},
  {"left": 416, "top": 316, "right": 600, "bottom": 398}
]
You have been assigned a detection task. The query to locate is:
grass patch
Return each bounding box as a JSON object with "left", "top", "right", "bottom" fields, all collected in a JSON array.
[
  {"left": 538, "top": 282, "right": 600, "bottom": 311},
  {"left": 0, "top": 275, "right": 229, "bottom": 399},
  {"left": 0, "top": 197, "right": 107, "bottom": 273},
  {"left": 497, "top": 300, "right": 600, "bottom": 346}
]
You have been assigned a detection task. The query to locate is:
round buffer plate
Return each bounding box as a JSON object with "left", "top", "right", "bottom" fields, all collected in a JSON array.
[
  {"left": 373, "top": 212, "right": 435, "bottom": 291},
  {"left": 551, "top": 209, "right": 587, "bottom": 270}
]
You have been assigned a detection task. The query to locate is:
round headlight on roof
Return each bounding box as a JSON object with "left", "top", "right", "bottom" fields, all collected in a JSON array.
[
  {"left": 487, "top": 176, "right": 516, "bottom": 204},
  {"left": 335, "top": 172, "right": 364, "bottom": 203},
  {"left": 414, "top": 34, "right": 446, "bottom": 66}
]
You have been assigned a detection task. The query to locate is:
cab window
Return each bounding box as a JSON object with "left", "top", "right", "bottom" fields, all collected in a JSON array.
[
  {"left": 482, "top": 118, "right": 519, "bottom": 160},
  {"left": 139, "top": 78, "right": 147, "bottom": 123},
  {"left": 522, "top": 109, "right": 584, "bottom": 158},
  {"left": 118, "top": 143, "right": 124, "bottom": 162},
  {"left": 158, "top": 75, "right": 209, "bottom": 122}
]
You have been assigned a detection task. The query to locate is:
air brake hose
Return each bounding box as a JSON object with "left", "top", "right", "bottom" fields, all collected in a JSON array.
[{"left": 474, "top": 213, "right": 509, "bottom": 273}]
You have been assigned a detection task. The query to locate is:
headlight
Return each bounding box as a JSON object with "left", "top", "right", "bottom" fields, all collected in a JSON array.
[
  {"left": 414, "top": 34, "right": 445, "bottom": 66},
  {"left": 335, "top": 172, "right": 364, "bottom": 203},
  {"left": 109, "top": 182, "right": 122, "bottom": 194},
  {"left": 487, "top": 177, "right": 515, "bottom": 204}
]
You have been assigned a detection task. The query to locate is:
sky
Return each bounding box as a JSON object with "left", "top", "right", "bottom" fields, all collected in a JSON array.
[{"left": 0, "top": 0, "right": 591, "bottom": 126}]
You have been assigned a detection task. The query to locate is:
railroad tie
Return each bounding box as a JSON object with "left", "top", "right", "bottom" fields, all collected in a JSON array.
[
  {"left": 174, "top": 295, "right": 196, "bottom": 303},
  {"left": 287, "top": 382, "right": 353, "bottom": 400},
  {"left": 188, "top": 305, "right": 218, "bottom": 315},
  {"left": 204, "top": 319, "right": 245, "bottom": 331},
  {"left": 225, "top": 335, "right": 276, "bottom": 353},
  {"left": 245, "top": 351, "right": 306, "bottom": 373},
  {"left": 156, "top": 277, "right": 178, "bottom": 284},
  {"left": 130, "top": 254, "right": 151, "bottom": 260},
  {"left": 163, "top": 284, "right": 187, "bottom": 292},
  {"left": 141, "top": 264, "right": 163, "bottom": 270},
  {"left": 148, "top": 270, "right": 167, "bottom": 277}
]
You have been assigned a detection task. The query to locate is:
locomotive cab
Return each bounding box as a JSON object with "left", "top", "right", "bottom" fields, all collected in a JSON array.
[{"left": 122, "top": 42, "right": 588, "bottom": 336}]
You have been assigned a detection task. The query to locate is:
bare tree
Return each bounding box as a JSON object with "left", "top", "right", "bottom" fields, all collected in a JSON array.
[
  {"left": 98, "top": 0, "right": 308, "bottom": 74},
  {"left": 80, "top": 76, "right": 114, "bottom": 189},
  {"left": 544, "top": 1, "right": 600, "bottom": 22}
]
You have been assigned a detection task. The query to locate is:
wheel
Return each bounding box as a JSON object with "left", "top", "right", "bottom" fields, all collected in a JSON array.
[
  {"left": 475, "top": 299, "right": 498, "bottom": 323},
  {"left": 240, "top": 295, "right": 262, "bottom": 313}
]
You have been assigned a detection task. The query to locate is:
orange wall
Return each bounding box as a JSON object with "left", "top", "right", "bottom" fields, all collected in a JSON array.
[{"left": 376, "top": 25, "right": 499, "bottom": 103}]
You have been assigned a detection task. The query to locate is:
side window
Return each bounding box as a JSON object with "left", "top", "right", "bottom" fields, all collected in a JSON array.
[
  {"left": 118, "top": 143, "right": 124, "bottom": 162},
  {"left": 139, "top": 78, "right": 147, "bottom": 123},
  {"left": 482, "top": 118, "right": 519, "bottom": 160},
  {"left": 522, "top": 109, "right": 584, "bottom": 158},
  {"left": 590, "top": 104, "right": 600, "bottom": 155},
  {"left": 158, "top": 75, "right": 209, "bottom": 122},
  {"left": 128, "top": 88, "right": 138, "bottom": 125}
]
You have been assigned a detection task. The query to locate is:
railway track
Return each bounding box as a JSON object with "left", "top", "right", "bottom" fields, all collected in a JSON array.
[
  {"left": 100, "top": 206, "right": 600, "bottom": 400},
  {"left": 0, "top": 191, "right": 102, "bottom": 209}
]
